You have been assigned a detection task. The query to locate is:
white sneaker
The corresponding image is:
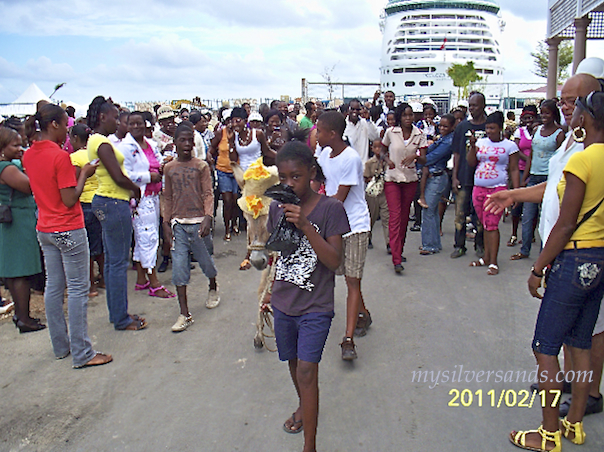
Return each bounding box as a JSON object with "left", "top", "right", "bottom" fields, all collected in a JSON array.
[
  {"left": 206, "top": 287, "right": 220, "bottom": 309},
  {"left": 0, "top": 300, "right": 14, "bottom": 315},
  {"left": 171, "top": 314, "right": 193, "bottom": 332}
]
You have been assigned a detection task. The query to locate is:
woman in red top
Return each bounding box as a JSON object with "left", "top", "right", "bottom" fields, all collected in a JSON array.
[{"left": 22, "top": 104, "right": 112, "bottom": 368}]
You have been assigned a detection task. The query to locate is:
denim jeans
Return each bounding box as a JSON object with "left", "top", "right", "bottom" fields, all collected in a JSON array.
[
  {"left": 453, "top": 186, "right": 484, "bottom": 251},
  {"left": 533, "top": 247, "right": 604, "bottom": 355},
  {"left": 521, "top": 174, "right": 548, "bottom": 256},
  {"left": 37, "top": 228, "right": 95, "bottom": 367},
  {"left": 421, "top": 174, "right": 448, "bottom": 252},
  {"left": 172, "top": 223, "right": 218, "bottom": 287},
  {"left": 92, "top": 195, "right": 132, "bottom": 329}
]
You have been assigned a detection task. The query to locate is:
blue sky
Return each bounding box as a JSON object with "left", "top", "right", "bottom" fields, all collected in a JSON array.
[{"left": 0, "top": 0, "right": 599, "bottom": 107}]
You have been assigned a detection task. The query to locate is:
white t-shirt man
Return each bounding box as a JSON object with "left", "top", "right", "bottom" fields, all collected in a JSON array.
[
  {"left": 318, "top": 146, "right": 370, "bottom": 235},
  {"left": 539, "top": 133, "right": 583, "bottom": 243},
  {"left": 343, "top": 118, "right": 380, "bottom": 163}
]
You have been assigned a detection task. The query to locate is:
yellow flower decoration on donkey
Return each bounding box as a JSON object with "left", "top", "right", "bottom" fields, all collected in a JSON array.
[
  {"left": 245, "top": 195, "right": 264, "bottom": 219},
  {"left": 236, "top": 158, "right": 279, "bottom": 219}
]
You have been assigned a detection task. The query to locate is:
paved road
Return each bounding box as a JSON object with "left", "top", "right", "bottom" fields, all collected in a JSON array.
[{"left": 1, "top": 209, "right": 603, "bottom": 451}]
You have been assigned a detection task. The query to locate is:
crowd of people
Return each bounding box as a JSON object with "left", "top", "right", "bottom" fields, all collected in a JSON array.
[{"left": 2, "top": 60, "right": 604, "bottom": 451}]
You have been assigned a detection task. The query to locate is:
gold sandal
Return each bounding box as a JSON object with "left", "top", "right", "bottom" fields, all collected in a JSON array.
[
  {"left": 509, "top": 426, "right": 561, "bottom": 452},
  {"left": 560, "top": 417, "right": 585, "bottom": 445}
]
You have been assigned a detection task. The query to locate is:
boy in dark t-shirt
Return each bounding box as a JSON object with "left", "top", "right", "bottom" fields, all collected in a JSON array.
[{"left": 264, "top": 142, "right": 350, "bottom": 452}]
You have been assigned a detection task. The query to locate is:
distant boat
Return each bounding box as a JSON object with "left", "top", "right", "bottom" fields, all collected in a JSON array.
[{"left": 380, "top": 0, "right": 506, "bottom": 109}]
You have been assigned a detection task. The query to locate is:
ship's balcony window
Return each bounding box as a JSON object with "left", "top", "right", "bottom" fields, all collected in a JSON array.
[
  {"left": 488, "top": 57, "right": 496, "bottom": 61},
  {"left": 404, "top": 67, "right": 436, "bottom": 73},
  {"left": 483, "top": 69, "right": 494, "bottom": 75},
  {"left": 405, "top": 81, "right": 416, "bottom": 87},
  {"left": 484, "top": 48, "right": 494, "bottom": 53}
]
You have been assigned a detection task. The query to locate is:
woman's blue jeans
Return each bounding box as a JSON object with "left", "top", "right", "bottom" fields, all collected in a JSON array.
[
  {"left": 92, "top": 195, "right": 132, "bottom": 329},
  {"left": 37, "top": 228, "right": 95, "bottom": 367},
  {"left": 421, "top": 173, "right": 448, "bottom": 252}
]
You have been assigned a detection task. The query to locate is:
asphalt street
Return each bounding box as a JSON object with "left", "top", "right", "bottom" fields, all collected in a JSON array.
[{"left": 1, "top": 209, "right": 603, "bottom": 452}]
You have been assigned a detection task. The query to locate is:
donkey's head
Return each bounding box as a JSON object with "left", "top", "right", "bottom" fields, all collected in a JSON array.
[{"left": 232, "top": 159, "right": 279, "bottom": 270}]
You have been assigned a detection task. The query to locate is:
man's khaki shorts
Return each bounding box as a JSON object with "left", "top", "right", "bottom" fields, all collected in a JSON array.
[{"left": 336, "top": 231, "right": 370, "bottom": 280}]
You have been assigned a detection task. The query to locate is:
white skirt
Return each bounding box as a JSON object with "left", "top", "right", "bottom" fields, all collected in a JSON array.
[{"left": 132, "top": 194, "right": 160, "bottom": 269}]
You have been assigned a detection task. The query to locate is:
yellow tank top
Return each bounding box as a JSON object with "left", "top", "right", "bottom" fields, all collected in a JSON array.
[
  {"left": 87, "top": 134, "right": 131, "bottom": 201},
  {"left": 216, "top": 129, "right": 233, "bottom": 173}
]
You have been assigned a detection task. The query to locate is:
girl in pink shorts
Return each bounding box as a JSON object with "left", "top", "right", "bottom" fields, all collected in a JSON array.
[{"left": 467, "top": 111, "right": 520, "bottom": 275}]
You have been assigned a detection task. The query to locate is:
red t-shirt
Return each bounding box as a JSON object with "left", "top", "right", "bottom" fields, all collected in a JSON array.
[{"left": 23, "top": 140, "right": 84, "bottom": 233}]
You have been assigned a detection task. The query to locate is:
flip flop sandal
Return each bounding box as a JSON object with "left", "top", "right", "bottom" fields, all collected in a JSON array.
[
  {"left": 239, "top": 259, "right": 252, "bottom": 271},
  {"left": 510, "top": 253, "right": 529, "bottom": 260},
  {"left": 73, "top": 352, "right": 113, "bottom": 369},
  {"left": 507, "top": 235, "right": 518, "bottom": 246},
  {"left": 148, "top": 286, "right": 176, "bottom": 298},
  {"left": 135, "top": 281, "right": 151, "bottom": 291},
  {"left": 469, "top": 258, "right": 485, "bottom": 267},
  {"left": 119, "top": 318, "right": 148, "bottom": 331},
  {"left": 283, "top": 412, "right": 303, "bottom": 434},
  {"left": 487, "top": 264, "right": 499, "bottom": 276}
]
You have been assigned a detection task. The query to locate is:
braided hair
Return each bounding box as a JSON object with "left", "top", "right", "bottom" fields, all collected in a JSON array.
[{"left": 87, "top": 96, "right": 115, "bottom": 129}]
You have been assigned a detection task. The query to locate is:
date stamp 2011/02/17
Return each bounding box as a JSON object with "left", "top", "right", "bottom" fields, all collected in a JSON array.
[{"left": 448, "top": 389, "right": 561, "bottom": 408}]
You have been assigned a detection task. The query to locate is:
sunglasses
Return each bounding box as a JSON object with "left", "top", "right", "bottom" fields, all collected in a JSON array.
[{"left": 575, "top": 91, "right": 597, "bottom": 118}]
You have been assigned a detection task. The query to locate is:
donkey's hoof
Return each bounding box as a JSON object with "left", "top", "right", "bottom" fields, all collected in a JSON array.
[{"left": 254, "top": 335, "right": 264, "bottom": 350}]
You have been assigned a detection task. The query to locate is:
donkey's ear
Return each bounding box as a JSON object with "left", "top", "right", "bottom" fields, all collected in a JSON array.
[{"left": 231, "top": 162, "right": 245, "bottom": 189}]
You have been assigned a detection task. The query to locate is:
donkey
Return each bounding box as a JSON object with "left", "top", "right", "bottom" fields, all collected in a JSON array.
[{"left": 231, "top": 159, "right": 279, "bottom": 350}]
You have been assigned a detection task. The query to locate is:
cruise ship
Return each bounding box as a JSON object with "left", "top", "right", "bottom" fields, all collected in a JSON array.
[{"left": 380, "top": 0, "right": 505, "bottom": 108}]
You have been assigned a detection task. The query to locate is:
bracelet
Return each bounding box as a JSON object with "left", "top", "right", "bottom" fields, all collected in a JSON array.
[{"left": 531, "top": 266, "right": 543, "bottom": 278}]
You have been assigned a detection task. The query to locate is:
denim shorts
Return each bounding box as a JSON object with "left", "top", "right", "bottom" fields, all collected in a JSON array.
[
  {"left": 216, "top": 170, "right": 239, "bottom": 194},
  {"left": 533, "top": 247, "right": 604, "bottom": 355},
  {"left": 81, "top": 202, "right": 103, "bottom": 256},
  {"left": 171, "top": 223, "right": 218, "bottom": 287},
  {"left": 273, "top": 307, "right": 334, "bottom": 363}
]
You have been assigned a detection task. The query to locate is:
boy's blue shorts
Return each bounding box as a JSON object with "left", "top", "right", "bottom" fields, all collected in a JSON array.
[{"left": 273, "top": 308, "right": 334, "bottom": 363}]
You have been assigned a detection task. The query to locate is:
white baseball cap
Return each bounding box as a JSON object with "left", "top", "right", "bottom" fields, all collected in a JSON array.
[{"left": 576, "top": 57, "right": 604, "bottom": 79}]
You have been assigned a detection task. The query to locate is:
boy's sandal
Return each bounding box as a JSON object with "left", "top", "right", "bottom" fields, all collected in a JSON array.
[
  {"left": 283, "top": 412, "right": 303, "bottom": 434},
  {"left": 507, "top": 235, "right": 518, "bottom": 246},
  {"left": 509, "top": 425, "right": 561, "bottom": 452},
  {"left": 510, "top": 253, "right": 529, "bottom": 260},
  {"left": 469, "top": 258, "right": 485, "bottom": 267},
  {"left": 148, "top": 286, "right": 176, "bottom": 298},
  {"left": 487, "top": 264, "right": 499, "bottom": 276},
  {"left": 560, "top": 417, "right": 585, "bottom": 445},
  {"left": 239, "top": 259, "right": 252, "bottom": 271},
  {"left": 119, "top": 318, "right": 148, "bottom": 331},
  {"left": 135, "top": 281, "right": 151, "bottom": 291}
]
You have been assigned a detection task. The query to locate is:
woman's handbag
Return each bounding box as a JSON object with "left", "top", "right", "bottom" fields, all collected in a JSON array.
[
  {"left": 365, "top": 170, "right": 385, "bottom": 197},
  {"left": 0, "top": 189, "right": 14, "bottom": 224}
]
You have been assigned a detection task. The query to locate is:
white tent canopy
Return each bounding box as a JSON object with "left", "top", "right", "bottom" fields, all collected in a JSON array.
[{"left": 0, "top": 83, "right": 51, "bottom": 118}]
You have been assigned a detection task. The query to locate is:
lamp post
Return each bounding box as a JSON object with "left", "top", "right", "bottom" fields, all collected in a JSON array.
[{"left": 49, "top": 83, "right": 66, "bottom": 99}]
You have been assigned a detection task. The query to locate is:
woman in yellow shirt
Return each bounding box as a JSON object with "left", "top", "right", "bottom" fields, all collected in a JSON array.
[
  {"left": 87, "top": 96, "right": 145, "bottom": 331},
  {"left": 511, "top": 91, "right": 604, "bottom": 452},
  {"left": 70, "top": 124, "right": 103, "bottom": 297}
]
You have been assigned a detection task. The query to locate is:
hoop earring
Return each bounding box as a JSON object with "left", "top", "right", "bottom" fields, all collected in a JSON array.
[{"left": 572, "top": 126, "right": 586, "bottom": 143}]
